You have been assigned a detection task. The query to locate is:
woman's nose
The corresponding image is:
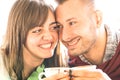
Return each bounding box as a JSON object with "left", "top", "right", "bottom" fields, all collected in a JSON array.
[{"left": 42, "top": 31, "right": 53, "bottom": 41}]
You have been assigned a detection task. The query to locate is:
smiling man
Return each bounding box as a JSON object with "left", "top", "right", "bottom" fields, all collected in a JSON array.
[{"left": 55, "top": 0, "right": 120, "bottom": 80}]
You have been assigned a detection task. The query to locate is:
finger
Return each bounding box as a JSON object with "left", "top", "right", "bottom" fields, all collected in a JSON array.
[
  {"left": 59, "top": 76, "right": 70, "bottom": 80},
  {"left": 44, "top": 72, "right": 69, "bottom": 80},
  {"left": 71, "top": 70, "right": 103, "bottom": 77},
  {"left": 71, "top": 77, "right": 103, "bottom": 80},
  {"left": 71, "top": 69, "right": 108, "bottom": 80},
  {"left": 55, "top": 72, "right": 69, "bottom": 79}
]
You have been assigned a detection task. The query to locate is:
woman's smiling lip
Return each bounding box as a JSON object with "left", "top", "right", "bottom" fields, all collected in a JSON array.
[
  {"left": 41, "top": 43, "right": 52, "bottom": 48},
  {"left": 39, "top": 42, "right": 53, "bottom": 49}
]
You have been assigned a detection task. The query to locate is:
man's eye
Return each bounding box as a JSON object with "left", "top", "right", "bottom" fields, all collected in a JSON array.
[
  {"left": 69, "top": 21, "right": 76, "bottom": 26},
  {"left": 32, "top": 29, "right": 41, "bottom": 33}
]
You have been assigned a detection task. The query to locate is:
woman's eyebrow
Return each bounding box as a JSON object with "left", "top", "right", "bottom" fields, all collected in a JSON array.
[{"left": 49, "top": 22, "right": 58, "bottom": 25}]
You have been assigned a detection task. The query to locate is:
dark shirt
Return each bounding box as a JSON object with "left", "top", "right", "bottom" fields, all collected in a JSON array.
[{"left": 69, "top": 42, "right": 120, "bottom": 80}]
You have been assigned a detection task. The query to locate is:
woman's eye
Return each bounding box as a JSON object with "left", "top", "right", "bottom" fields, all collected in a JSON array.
[
  {"left": 51, "top": 26, "right": 60, "bottom": 31},
  {"left": 32, "top": 29, "right": 41, "bottom": 33},
  {"left": 54, "top": 26, "right": 60, "bottom": 30}
]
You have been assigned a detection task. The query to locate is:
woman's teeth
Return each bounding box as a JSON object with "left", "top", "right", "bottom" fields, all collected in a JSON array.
[{"left": 41, "top": 43, "right": 51, "bottom": 48}]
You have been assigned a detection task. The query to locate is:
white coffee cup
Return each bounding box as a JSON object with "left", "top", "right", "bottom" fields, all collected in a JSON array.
[
  {"left": 71, "top": 65, "right": 96, "bottom": 71},
  {"left": 38, "top": 67, "right": 70, "bottom": 80},
  {"left": 38, "top": 65, "right": 96, "bottom": 80}
]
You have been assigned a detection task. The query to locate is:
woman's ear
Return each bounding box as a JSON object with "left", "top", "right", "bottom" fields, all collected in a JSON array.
[{"left": 95, "top": 10, "right": 103, "bottom": 28}]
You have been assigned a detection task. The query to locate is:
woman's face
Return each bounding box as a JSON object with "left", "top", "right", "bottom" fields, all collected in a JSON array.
[{"left": 24, "top": 10, "right": 58, "bottom": 60}]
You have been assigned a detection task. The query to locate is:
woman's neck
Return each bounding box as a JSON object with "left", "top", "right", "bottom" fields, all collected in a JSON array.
[
  {"left": 22, "top": 57, "right": 44, "bottom": 79},
  {"left": 22, "top": 47, "right": 44, "bottom": 79}
]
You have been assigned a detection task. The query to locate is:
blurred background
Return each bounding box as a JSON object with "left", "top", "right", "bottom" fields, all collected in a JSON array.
[{"left": 0, "top": 0, "right": 120, "bottom": 46}]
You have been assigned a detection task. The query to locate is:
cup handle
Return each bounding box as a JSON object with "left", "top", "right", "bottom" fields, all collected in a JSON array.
[{"left": 38, "top": 72, "right": 45, "bottom": 80}]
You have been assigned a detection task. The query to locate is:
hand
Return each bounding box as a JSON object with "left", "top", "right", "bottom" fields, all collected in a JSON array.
[
  {"left": 70, "top": 69, "right": 111, "bottom": 80},
  {"left": 42, "top": 72, "right": 70, "bottom": 80}
]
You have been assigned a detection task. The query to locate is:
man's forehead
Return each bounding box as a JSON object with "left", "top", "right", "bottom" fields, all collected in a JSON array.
[{"left": 56, "top": 0, "right": 89, "bottom": 11}]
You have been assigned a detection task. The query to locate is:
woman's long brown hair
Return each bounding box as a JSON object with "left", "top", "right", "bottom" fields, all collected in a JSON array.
[{"left": 1, "top": 0, "right": 58, "bottom": 80}]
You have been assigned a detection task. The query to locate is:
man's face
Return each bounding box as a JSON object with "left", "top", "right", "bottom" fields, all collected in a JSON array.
[{"left": 56, "top": 0, "right": 98, "bottom": 56}]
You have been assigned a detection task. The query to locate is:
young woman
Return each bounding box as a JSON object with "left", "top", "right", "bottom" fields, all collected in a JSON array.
[{"left": 0, "top": 0, "right": 69, "bottom": 80}]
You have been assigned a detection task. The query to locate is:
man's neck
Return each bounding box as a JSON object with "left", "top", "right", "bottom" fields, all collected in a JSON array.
[{"left": 83, "top": 26, "right": 107, "bottom": 65}]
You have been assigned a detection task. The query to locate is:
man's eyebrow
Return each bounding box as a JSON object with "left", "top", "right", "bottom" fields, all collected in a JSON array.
[{"left": 66, "top": 17, "right": 76, "bottom": 22}]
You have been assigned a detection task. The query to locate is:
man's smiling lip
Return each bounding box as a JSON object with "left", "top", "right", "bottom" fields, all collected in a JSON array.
[{"left": 65, "top": 37, "right": 80, "bottom": 49}]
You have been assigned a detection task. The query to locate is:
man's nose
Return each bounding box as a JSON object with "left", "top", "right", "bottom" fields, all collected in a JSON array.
[{"left": 61, "top": 27, "right": 72, "bottom": 42}]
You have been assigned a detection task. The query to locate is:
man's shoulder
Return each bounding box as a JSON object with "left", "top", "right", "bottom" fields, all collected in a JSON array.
[
  {"left": 115, "top": 28, "right": 120, "bottom": 42},
  {"left": 105, "top": 25, "right": 120, "bottom": 43}
]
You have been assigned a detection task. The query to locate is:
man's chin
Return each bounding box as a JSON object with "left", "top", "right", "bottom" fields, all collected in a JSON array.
[
  {"left": 68, "top": 49, "right": 84, "bottom": 57},
  {"left": 68, "top": 50, "right": 78, "bottom": 56}
]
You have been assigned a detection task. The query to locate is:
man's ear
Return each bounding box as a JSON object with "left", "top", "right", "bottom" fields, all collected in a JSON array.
[{"left": 95, "top": 10, "right": 103, "bottom": 28}]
